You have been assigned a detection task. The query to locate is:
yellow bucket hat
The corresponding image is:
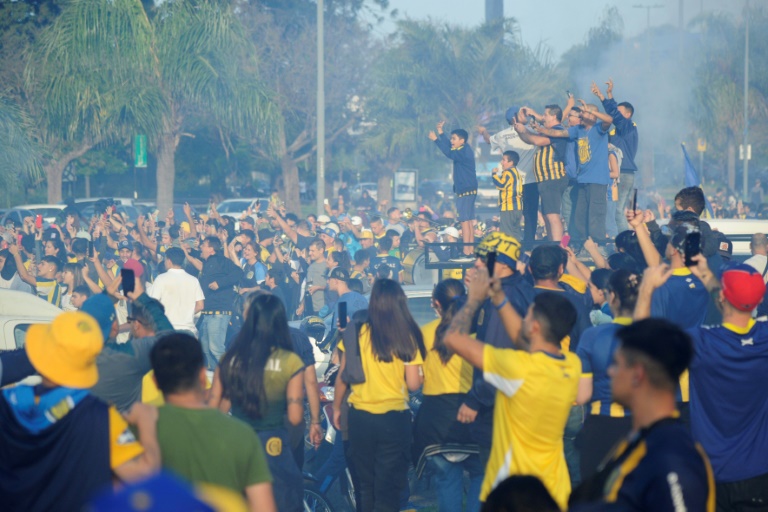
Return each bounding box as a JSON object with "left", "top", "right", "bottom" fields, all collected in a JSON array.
[{"left": 25, "top": 312, "right": 104, "bottom": 389}]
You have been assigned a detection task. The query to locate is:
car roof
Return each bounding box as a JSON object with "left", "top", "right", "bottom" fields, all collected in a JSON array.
[
  {"left": 16, "top": 204, "right": 66, "bottom": 210},
  {"left": 0, "top": 290, "right": 63, "bottom": 318}
]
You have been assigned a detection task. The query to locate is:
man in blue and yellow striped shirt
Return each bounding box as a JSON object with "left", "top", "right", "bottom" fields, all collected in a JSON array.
[{"left": 492, "top": 151, "right": 524, "bottom": 241}]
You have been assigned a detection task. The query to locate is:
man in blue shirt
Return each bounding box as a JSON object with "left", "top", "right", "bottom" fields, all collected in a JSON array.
[
  {"left": 681, "top": 259, "right": 768, "bottom": 510},
  {"left": 429, "top": 121, "right": 478, "bottom": 258},
  {"left": 594, "top": 79, "right": 638, "bottom": 232},
  {"left": 534, "top": 90, "right": 613, "bottom": 249}
]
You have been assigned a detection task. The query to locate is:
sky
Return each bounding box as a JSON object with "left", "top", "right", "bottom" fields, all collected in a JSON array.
[{"left": 372, "top": 0, "right": 748, "bottom": 59}]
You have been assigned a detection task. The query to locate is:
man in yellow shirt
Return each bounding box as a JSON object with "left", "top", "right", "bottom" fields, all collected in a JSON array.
[{"left": 445, "top": 265, "right": 581, "bottom": 509}]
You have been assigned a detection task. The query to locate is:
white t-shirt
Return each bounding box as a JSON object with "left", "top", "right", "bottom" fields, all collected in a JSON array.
[
  {"left": 744, "top": 254, "right": 768, "bottom": 283},
  {"left": 149, "top": 268, "right": 206, "bottom": 335},
  {"left": 489, "top": 127, "right": 537, "bottom": 184}
]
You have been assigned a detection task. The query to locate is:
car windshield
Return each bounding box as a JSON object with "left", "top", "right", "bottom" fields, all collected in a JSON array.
[{"left": 218, "top": 201, "right": 251, "bottom": 213}]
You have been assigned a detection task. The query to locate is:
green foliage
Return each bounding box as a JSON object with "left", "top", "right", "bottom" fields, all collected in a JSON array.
[
  {"left": 690, "top": 8, "right": 768, "bottom": 170},
  {"left": 361, "top": 18, "right": 563, "bottom": 171},
  {"left": 0, "top": 94, "right": 42, "bottom": 188}
]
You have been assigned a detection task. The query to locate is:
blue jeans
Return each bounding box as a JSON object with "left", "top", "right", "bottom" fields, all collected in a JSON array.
[
  {"left": 564, "top": 404, "right": 585, "bottom": 488},
  {"left": 615, "top": 172, "right": 635, "bottom": 232},
  {"left": 199, "top": 313, "right": 231, "bottom": 369},
  {"left": 426, "top": 453, "right": 484, "bottom": 512}
]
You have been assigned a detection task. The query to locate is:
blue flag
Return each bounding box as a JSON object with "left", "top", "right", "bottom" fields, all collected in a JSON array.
[{"left": 682, "top": 144, "right": 714, "bottom": 218}]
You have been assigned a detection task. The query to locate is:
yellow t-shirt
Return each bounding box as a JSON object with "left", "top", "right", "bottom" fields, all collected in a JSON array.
[
  {"left": 481, "top": 345, "right": 581, "bottom": 509},
  {"left": 421, "top": 318, "right": 473, "bottom": 396},
  {"left": 339, "top": 324, "right": 423, "bottom": 414}
]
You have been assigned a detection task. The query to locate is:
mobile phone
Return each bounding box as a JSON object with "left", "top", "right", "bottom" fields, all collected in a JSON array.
[
  {"left": 527, "top": 115, "right": 536, "bottom": 124},
  {"left": 120, "top": 268, "right": 135, "bottom": 294},
  {"left": 338, "top": 302, "right": 348, "bottom": 329},
  {"left": 684, "top": 232, "right": 701, "bottom": 267},
  {"left": 566, "top": 90, "right": 572, "bottom": 97},
  {"left": 324, "top": 198, "right": 329, "bottom": 205},
  {"left": 87, "top": 241, "right": 94, "bottom": 258},
  {"left": 16, "top": 234, "right": 23, "bottom": 246},
  {"left": 486, "top": 251, "right": 497, "bottom": 277},
  {"left": 632, "top": 189, "right": 638, "bottom": 212},
  {"left": 35, "top": 215, "right": 43, "bottom": 230},
  {"left": 561, "top": 234, "right": 571, "bottom": 249}
]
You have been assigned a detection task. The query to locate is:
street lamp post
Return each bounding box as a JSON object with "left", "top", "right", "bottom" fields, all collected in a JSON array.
[{"left": 316, "top": 0, "right": 326, "bottom": 215}]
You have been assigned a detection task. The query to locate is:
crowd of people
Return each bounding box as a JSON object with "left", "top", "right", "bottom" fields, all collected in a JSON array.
[{"left": 0, "top": 78, "right": 767, "bottom": 512}]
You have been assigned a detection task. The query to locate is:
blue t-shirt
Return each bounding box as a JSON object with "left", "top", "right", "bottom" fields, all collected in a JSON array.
[
  {"left": 688, "top": 319, "right": 768, "bottom": 483},
  {"left": 568, "top": 123, "right": 610, "bottom": 185},
  {"left": 577, "top": 318, "right": 632, "bottom": 417},
  {"left": 650, "top": 268, "right": 709, "bottom": 330},
  {"left": 369, "top": 253, "right": 403, "bottom": 281}
]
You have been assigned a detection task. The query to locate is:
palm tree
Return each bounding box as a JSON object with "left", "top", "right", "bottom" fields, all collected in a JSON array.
[
  {"left": 361, "top": 18, "right": 562, "bottom": 201},
  {"left": 25, "top": 0, "right": 277, "bottom": 211},
  {"left": 0, "top": 94, "right": 42, "bottom": 207}
]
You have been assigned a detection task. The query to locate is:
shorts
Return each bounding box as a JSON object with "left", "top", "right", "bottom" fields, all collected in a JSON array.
[
  {"left": 456, "top": 193, "right": 477, "bottom": 222},
  {"left": 538, "top": 177, "right": 568, "bottom": 215}
]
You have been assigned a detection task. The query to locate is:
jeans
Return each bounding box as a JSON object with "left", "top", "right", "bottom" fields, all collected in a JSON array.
[
  {"left": 562, "top": 182, "right": 577, "bottom": 231},
  {"left": 522, "top": 183, "right": 539, "bottom": 250},
  {"left": 426, "top": 454, "right": 484, "bottom": 512},
  {"left": 716, "top": 471, "right": 768, "bottom": 512},
  {"left": 348, "top": 408, "right": 411, "bottom": 512},
  {"left": 564, "top": 404, "right": 585, "bottom": 488},
  {"left": 615, "top": 172, "right": 635, "bottom": 233},
  {"left": 199, "top": 313, "right": 231, "bottom": 369},
  {"left": 572, "top": 183, "right": 608, "bottom": 246},
  {"left": 315, "top": 435, "right": 348, "bottom": 492}
]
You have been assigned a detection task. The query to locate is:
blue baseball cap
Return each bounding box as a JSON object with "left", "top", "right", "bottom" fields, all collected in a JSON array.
[
  {"left": 505, "top": 106, "right": 522, "bottom": 125},
  {"left": 81, "top": 294, "right": 117, "bottom": 342}
]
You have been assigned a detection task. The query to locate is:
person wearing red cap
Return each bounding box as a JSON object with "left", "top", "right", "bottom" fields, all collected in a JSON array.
[{"left": 637, "top": 257, "right": 768, "bottom": 510}]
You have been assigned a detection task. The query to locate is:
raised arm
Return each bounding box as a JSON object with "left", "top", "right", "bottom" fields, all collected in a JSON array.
[
  {"left": 9, "top": 244, "right": 35, "bottom": 287},
  {"left": 626, "top": 210, "right": 662, "bottom": 267},
  {"left": 514, "top": 122, "right": 554, "bottom": 146},
  {"left": 634, "top": 264, "right": 673, "bottom": 320}
]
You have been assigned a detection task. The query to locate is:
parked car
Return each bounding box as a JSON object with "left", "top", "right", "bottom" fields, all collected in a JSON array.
[
  {"left": 216, "top": 198, "right": 269, "bottom": 216},
  {"left": 349, "top": 182, "right": 378, "bottom": 202},
  {"left": 0, "top": 290, "right": 62, "bottom": 351},
  {"left": 16, "top": 204, "right": 68, "bottom": 224},
  {"left": 0, "top": 209, "right": 34, "bottom": 228}
]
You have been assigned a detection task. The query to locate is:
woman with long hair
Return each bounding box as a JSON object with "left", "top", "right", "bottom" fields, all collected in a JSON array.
[
  {"left": 413, "top": 279, "right": 483, "bottom": 512},
  {"left": 60, "top": 262, "right": 87, "bottom": 311},
  {"left": 575, "top": 269, "right": 641, "bottom": 480},
  {"left": 333, "top": 278, "right": 426, "bottom": 512},
  {"left": 209, "top": 293, "right": 305, "bottom": 512}
]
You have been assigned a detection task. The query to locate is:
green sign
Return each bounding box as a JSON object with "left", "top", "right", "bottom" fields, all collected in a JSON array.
[{"left": 134, "top": 135, "right": 147, "bottom": 168}]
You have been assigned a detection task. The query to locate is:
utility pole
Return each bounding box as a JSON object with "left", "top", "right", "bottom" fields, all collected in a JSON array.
[
  {"left": 485, "top": 0, "right": 503, "bottom": 22},
  {"left": 742, "top": 0, "right": 750, "bottom": 199},
  {"left": 633, "top": 3, "right": 664, "bottom": 31},
  {"left": 316, "top": 0, "right": 326, "bottom": 215}
]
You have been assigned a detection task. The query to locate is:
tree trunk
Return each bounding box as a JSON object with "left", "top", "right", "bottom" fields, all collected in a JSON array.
[
  {"left": 156, "top": 112, "right": 181, "bottom": 213},
  {"left": 45, "top": 144, "right": 94, "bottom": 203},
  {"left": 277, "top": 121, "right": 301, "bottom": 213}
]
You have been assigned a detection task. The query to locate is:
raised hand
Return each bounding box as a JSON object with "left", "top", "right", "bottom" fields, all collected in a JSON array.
[
  {"left": 605, "top": 78, "right": 614, "bottom": 98},
  {"left": 428, "top": 130, "right": 438, "bottom": 141},
  {"left": 436, "top": 121, "right": 445, "bottom": 134}
]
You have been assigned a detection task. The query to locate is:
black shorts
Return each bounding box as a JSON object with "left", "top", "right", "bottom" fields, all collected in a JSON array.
[{"left": 538, "top": 177, "right": 568, "bottom": 215}]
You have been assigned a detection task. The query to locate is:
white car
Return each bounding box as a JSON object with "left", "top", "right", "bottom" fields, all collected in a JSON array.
[
  {"left": 0, "top": 290, "right": 62, "bottom": 351},
  {"left": 349, "top": 182, "right": 378, "bottom": 202},
  {"left": 16, "top": 204, "right": 67, "bottom": 224}
]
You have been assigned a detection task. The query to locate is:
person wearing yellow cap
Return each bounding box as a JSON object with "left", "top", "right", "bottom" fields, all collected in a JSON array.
[{"left": 0, "top": 312, "right": 161, "bottom": 511}]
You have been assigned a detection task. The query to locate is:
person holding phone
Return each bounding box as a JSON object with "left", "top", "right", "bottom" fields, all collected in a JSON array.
[
  {"left": 630, "top": 216, "right": 709, "bottom": 424},
  {"left": 332, "top": 279, "right": 425, "bottom": 512}
]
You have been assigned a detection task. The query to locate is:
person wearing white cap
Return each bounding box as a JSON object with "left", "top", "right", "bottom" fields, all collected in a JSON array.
[{"left": 316, "top": 214, "right": 331, "bottom": 226}]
